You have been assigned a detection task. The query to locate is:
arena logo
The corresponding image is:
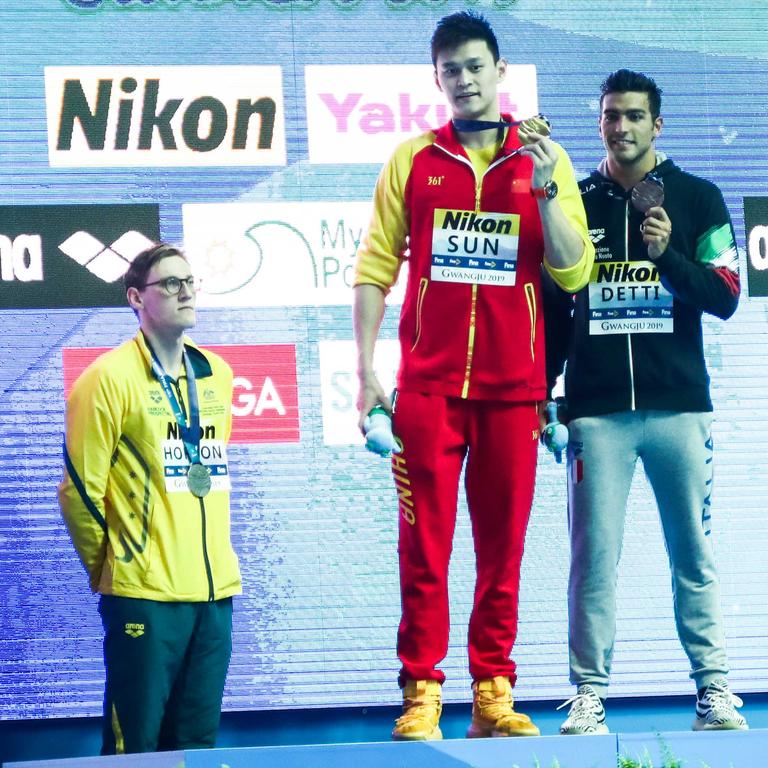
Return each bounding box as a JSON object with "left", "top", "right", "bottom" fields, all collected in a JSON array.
[
  {"left": 0, "top": 203, "right": 159, "bottom": 309},
  {"left": 0, "top": 235, "right": 43, "bottom": 282},
  {"left": 305, "top": 64, "right": 538, "bottom": 163},
  {"left": 62, "top": 344, "right": 300, "bottom": 444},
  {"left": 45, "top": 66, "right": 286, "bottom": 167},
  {"left": 1, "top": 229, "right": 153, "bottom": 284}
]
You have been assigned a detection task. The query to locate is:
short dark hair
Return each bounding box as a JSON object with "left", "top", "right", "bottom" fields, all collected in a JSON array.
[
  {"left": 600, "top": 69, "right": 663, "bottom": 119},
  {"left": 431, "top": 10, "right": 499, "bottom": 66},
  {"left": 123, "top": 243, "right": 187, "bottom": 292}
]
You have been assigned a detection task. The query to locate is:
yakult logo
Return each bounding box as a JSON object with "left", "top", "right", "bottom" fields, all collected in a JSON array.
[
  {"left": 45, "top": 66, "right": 286, "bottom": 167},
  {"left": 62, "top": 344, "right": 300, "bottom": 444},
  {"left": 305, "top": 64, "right": 539, "bottom": 164}
]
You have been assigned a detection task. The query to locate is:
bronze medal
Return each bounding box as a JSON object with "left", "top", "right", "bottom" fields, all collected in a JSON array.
[{"left": 631, "top": 176, "right": 665, "bottom": 213}]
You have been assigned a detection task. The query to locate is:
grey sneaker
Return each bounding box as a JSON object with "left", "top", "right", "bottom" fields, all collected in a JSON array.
[
  {"left": 558, "top": 684, "right": 609, "bottom": 735},
  {"left": 693, "top": 678, "right": 748, "bottom": 731}
]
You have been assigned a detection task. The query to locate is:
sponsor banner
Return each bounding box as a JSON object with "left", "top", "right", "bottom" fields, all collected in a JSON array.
[
  {"left": 588, "top": 259, "right": 673, "bottom": 335},
  {"left": 0, "top": 204, "right": 159, "bottom": 309},
  {"left": 745, "top": 197, "right": 768, "bottom": 298},
  {"left": 318, "top": 339, "right": 400, "bottom": 446},
  {"left": 431, "top": 208, "right": 519, "bottom": 286},
  {"left": 162, "top": 439, "right": 231, "bottom": 494},
  {"left": 589, "top": 261, "right": 674, "bottom": 336},
  {"left": 62, "top": 344, "right": 299, "bottom": 444},
  {"left": 45, "top": 66, "right": 286, "bottom": 167},
  {"left": 182, "top": 201, "right": 407, "bottom": 307},
  {"left": 305, "top": 64, "right": 538, "bottom": 164}
]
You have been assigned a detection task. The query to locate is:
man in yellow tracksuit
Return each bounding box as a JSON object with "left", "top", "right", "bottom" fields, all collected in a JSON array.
[{"left": 59, "top": 243, "right": 241, "bottom": 755}]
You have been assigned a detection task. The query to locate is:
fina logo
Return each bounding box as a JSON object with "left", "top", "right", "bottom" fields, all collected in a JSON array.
[{"left": 45, "top": 66, "right": 286, "bottom": 168}]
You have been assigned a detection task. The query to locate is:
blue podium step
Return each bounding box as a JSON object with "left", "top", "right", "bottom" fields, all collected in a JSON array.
[
  {"left": 6, "top": 730, "right": 767, "bottom": 768},
  {"left": 618, "top": 729, "right": 763, "bottom": 767}
]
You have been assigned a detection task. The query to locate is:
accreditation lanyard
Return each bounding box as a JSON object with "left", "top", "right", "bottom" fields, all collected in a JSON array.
[{"left": 148, "top": 347, "right": 202, "bottom": 466}]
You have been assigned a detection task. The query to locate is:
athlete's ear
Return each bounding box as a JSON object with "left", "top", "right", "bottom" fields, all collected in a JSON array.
[
  {"left": 497, "top": 57, "right": 507, "bottom": 83},
  {"left": 433, "top": 69, "right": 443, "bottom": 93},
  {"left": 653, "top": 115, "right": 664, "bottom": 139},
  {"left": 126, "top": 286, "right": 143, "bottom": 311}
]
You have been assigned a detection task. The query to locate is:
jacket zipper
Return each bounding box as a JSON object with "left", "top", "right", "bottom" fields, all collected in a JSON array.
[
  {"left": 460, "top": 179, "right": 484, "bottom": 398},
  {"left": 435, "top": 144, "right": 517, "bottom": 399},
  {"left": 624, "top": 200, "right": 636, "bottom": 410},
  {"left": 524, "top": 282, "right": 537, "bottom": 361},
  {"left": 199, "top": 497, "right": 215, "bottom": 602}
]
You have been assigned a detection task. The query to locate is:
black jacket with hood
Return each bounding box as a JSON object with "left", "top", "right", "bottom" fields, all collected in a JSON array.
[{"left": 545, "top": 156, "right": 740, "bottom": 419}]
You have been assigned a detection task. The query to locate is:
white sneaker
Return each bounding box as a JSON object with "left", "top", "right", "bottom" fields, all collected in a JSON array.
[
  {"left": 693, "top": 678, "right": 748, "bottom": 731},
  {"left": 558, "top": 684, "right": 609, "bottom": 735}
]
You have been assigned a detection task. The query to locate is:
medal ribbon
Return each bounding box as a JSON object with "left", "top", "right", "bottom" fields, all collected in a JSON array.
[
  {"left": 147, "top": 343, "right": 202, "bottom": 467},
  {"left": 452, "top": 117, "right": 525, "bottom": 132}
]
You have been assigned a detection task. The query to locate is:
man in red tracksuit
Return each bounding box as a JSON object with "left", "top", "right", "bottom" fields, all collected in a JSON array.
[{"left": 353, "top": 10, "right": 594, "bottom": 741}]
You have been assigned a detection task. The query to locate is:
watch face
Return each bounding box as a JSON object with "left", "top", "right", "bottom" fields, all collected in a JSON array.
[
  {"left": 544, "top": 180, "right": 558, "bottom": 199},
  {"left": 532, "top": 180, "right": 558, "bottom": 199}
]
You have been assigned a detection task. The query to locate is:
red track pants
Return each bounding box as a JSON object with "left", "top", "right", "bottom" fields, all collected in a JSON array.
[{"left": 391, "top": 391, "right": 539, "bottom": 686}]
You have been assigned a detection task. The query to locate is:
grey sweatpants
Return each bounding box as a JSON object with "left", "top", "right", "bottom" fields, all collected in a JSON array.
[{"left": 566, "top": 410, "right": 728, "bottom": 697}]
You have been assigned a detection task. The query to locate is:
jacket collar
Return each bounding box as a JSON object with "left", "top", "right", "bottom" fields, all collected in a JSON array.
[
  {"left": 594, "top": 152, "right": 674, "bottom": 190},
  {"left": 135, "top": 330, "right": 213, "bottom": 380},
  {"left": 434, "top": 113, "right": 524, "bottom": 158}
]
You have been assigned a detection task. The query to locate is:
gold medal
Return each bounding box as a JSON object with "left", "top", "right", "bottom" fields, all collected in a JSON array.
[{"left": 517, "top": 114, "right": 552, "bottom": 145}]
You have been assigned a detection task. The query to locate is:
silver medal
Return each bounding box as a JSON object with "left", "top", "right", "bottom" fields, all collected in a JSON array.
[{"left": 187, "top": 462, "right": 212, "bottom": 498}]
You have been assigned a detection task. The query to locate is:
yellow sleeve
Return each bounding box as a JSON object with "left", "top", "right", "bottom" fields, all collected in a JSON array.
[
  {"left": 219, "top": 360, "right": 234, "bottom": 443},
  {"left": 354, "top": 134, "right": 433, "bottom": 293},
  {"left": 546, "top": 143, "right": 595, "bottom": 292},
  {"left": 58, "top": 358, "right": 123, "bottom": 591}
]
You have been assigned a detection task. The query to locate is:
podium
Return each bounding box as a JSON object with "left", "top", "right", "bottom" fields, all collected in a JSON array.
[{"left": 6, "top": 730, "right": 767, "bottom": 768}]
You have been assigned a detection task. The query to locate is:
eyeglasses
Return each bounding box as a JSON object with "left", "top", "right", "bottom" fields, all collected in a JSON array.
[{"left": 142, "top": 276, "right": 201, "bottom": 295}]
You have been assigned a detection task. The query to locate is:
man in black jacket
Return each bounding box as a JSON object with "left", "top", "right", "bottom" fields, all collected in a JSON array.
[{"left": 549, "top": 69, "right": 748, "bottom": 735}]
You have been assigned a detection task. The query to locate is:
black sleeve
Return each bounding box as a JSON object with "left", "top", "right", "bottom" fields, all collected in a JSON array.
[
  {"left": 653, "top": 184, "right": 740, "bottom": 320},
  {"left": 542, "top": 267, "right": 574, "bottom": 399}
]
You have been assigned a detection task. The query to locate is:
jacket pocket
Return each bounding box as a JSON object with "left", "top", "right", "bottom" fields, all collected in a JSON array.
[
  {"left": 524, "top": 282, "right": 537, "bottom": 361},
  {"left": 410, "top": 277, "right": 429, "bottom": 352}
]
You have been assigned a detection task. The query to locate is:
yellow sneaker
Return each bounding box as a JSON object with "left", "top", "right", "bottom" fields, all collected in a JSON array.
[
  {"left": 467, "top": 676, "right": 540, "bottom": 738},
  {"left": 392, "top": 679, "right": 443, "bottom": 741}
]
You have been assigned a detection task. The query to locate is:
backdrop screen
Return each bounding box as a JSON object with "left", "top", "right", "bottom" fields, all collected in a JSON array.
[{"left": 1, "top": 0, "right": 767, "bottom": 720}]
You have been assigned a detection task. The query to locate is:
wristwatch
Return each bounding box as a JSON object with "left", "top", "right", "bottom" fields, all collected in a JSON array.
[{"left": 530, "top": 180, "right": 558, "bottom": 200}]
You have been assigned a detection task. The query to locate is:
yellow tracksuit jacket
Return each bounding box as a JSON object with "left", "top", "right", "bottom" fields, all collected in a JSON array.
[{"left": 58, "top": 331, "right": 242, "bottom": 603}]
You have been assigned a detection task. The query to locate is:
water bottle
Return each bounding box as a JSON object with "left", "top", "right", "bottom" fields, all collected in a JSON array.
[
  {"left": 363, "top": 405, "right": 401, "bottom": 457},
  {"left": 541, "top": 401, "right": 568, "bottom": 463}
]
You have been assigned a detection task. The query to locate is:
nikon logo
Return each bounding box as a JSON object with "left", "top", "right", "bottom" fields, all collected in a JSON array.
[
  {"left": 440, "top": 210, "right": 514, "bottom": 235},
  {"left": 596, "top": 262, "right": 659, "bottom": 283},
  {"left": 45, "top": 66, "right": 286, "bottom": 167}
]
